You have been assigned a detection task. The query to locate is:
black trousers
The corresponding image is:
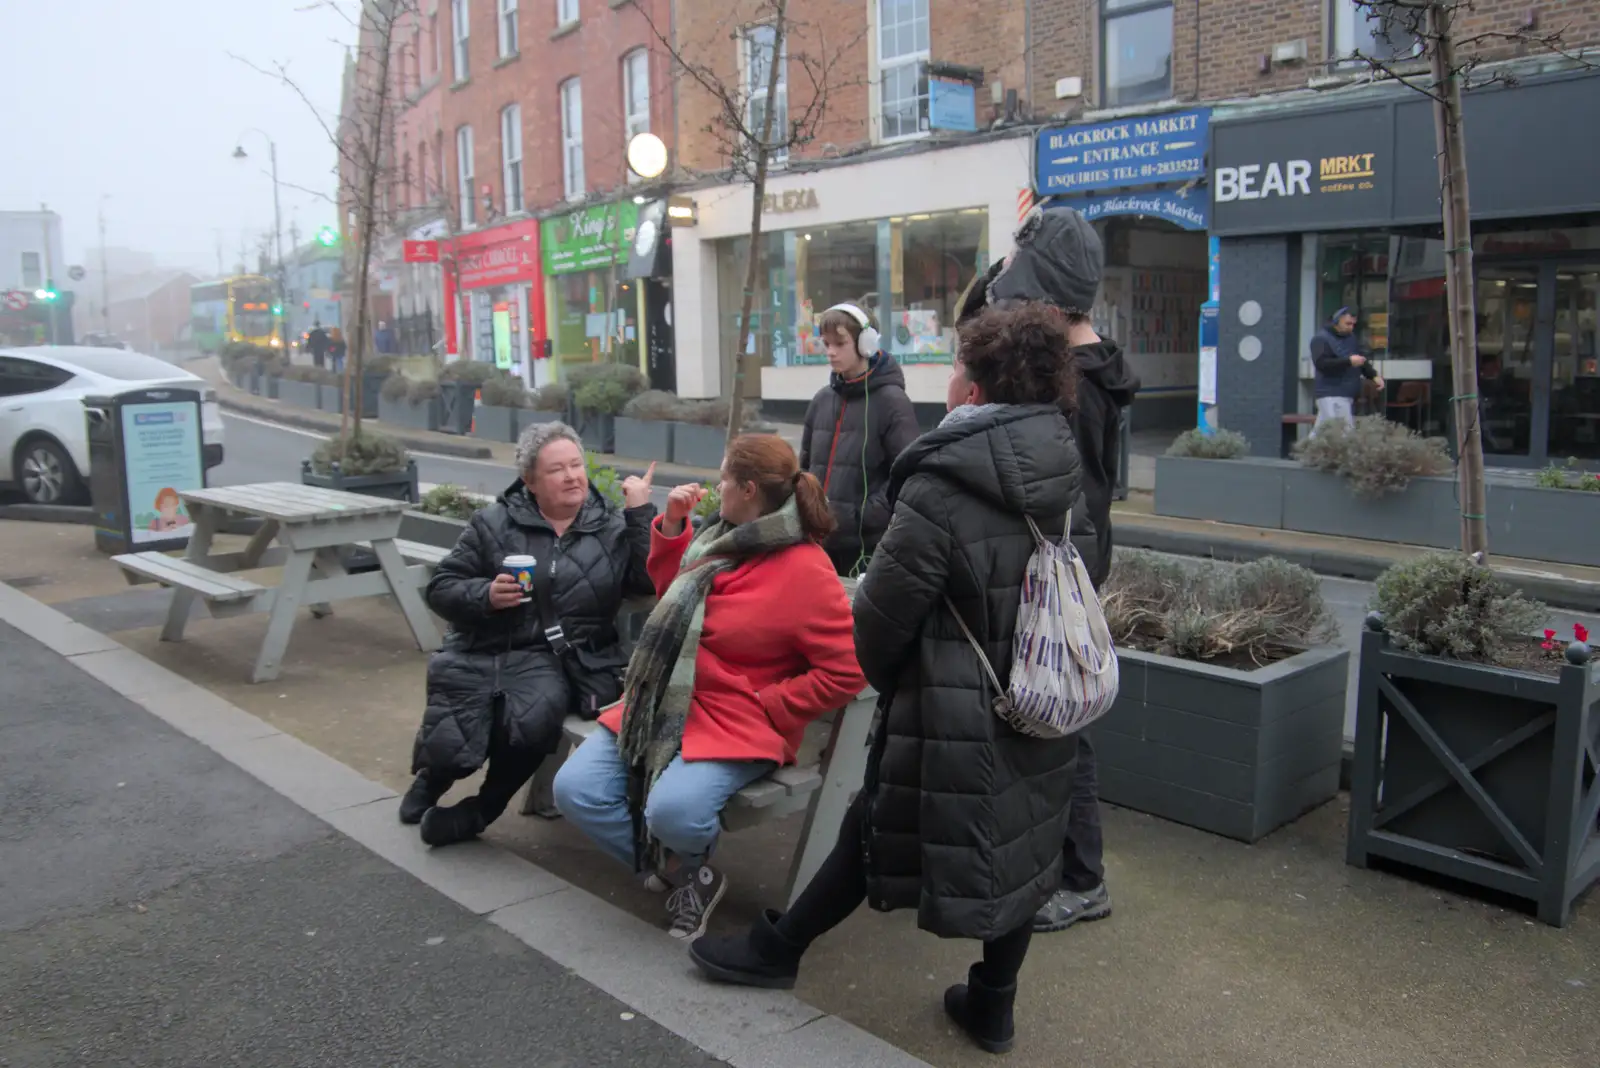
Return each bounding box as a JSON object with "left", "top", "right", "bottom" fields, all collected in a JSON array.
[
  {"left": 777, "top": 796, "right": 1034, "bottom": 987},
  {"left": 424, "top": 699, "right": 554, "bottom": 824},
  {"left": 1061, "top": 732, "right": 1106, "bottom": 894}
]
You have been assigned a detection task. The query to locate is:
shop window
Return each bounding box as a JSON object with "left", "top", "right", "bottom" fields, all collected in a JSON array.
[
  {"left": 876, "top": 0, "right": 929, "bottom": 142},
  {"left": 1329, "top": 0, "right": 1421, "bottom": 68},
  {"left": 712, "top": 207, "right": 989, "bottom": 371},
  {"left": 451, "top": 0, "right": 469, "bottom": 82},
  {"left": 743, "top": 25, "right": 788, "bottom": 167},
  {"left": 501, "top": 104, "right": 523, "bottom": 214},
  {"left": 623, "top": 49, "right": 650, "bottom": 182},
  {"left": 498, "top": 0, "right": 518, "bottom": 58},
  {"left": 456, "top": 124, "right": 476, "bottom": 227},
  {"left": 561, "top": 78, "right": 585, "bottom": 200},
  {"left": 1102, "top": 0, "right": 1172, "bottom": 108}
]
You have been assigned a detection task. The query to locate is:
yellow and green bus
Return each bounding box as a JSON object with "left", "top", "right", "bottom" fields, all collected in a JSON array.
[{"left": 190, "top": 275, "right": 282, "bottom": 353}]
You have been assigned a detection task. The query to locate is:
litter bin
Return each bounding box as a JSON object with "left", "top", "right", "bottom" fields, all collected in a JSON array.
[{"left": 84, "top": 388, "right": 207, "bottom": 556}]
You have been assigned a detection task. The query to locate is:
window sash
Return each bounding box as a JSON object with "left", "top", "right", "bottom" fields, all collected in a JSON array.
[
  {"left": 624, "top": 50, "right": 650, "bottom": 135},
  {"left": 457, "top": 126, "right": 475, "bottom": 226},
  {"left": 744, "top": 28, "right": 788, "bottom": 164},
  {"left": 558, "top": 0, "right": 579, "bottom": 26},
  {"left": 1330, "top": 0, "right": 1420, "bottom": 62},
  {"left": 1100, "top": 0, "right": 1173, "bottom": 107},
  {"left": 502, "top": 105, "right": 523, "bottom": 213},
  {"left": 561, "top": 80, "right": 585, "bottom": 198},
  {"left": 499, "top": 0, "right": 518, "bottom": 57},
  {"left": 452, "top": 0, "right": 469, "bottom": 80},
  {"left": 20, "top": 252, "right": 41, "bottom": 290},
  {"left": 877, "top": 0, "right": 929, "bottom": 63}
]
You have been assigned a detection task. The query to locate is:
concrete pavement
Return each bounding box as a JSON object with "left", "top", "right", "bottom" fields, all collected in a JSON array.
[{"left": 0, "top": 590, "right": 929, "bottom": 1068}]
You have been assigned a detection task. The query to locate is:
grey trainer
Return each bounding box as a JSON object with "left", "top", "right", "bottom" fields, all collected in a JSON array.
[{"left": 1033, "top": 882, "right": 1112, "bottom": 933}]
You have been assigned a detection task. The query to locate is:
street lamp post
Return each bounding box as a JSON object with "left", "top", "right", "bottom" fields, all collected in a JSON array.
[{"left": 233, "top": 130, "right": 288, "bottom": 353}]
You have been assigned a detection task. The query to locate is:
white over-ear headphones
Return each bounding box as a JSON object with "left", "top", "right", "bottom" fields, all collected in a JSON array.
[{"left": 825, "top": 303, "right": 881, "bottom": 360}]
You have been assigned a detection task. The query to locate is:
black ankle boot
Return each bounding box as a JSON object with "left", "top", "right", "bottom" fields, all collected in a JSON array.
[
  {"left": 398, "top": 771, "right": 447, "bottom": 825},
  {"left": 943, "top": 964, "right": 1017, "bottom": 1054},
  {"left": 419, "top": 797, "right": 486, "bottom": 847},
  {"left": 688, "top": 908, "right": 805, "bottom": 990}
]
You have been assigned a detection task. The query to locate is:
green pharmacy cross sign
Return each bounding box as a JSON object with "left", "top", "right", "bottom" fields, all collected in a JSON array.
[{"left": 541, "top": 202, "right": 640, "bottom": 276}]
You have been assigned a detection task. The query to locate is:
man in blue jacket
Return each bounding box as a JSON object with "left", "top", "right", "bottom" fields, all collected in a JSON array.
[{"left": 1311, "top": 308, "right": 1382, "bottom": 433}]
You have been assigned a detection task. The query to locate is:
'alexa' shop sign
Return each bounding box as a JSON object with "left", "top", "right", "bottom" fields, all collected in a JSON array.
[{"left": 1209, "top": 103, "right": 1393, "bottom": 236}]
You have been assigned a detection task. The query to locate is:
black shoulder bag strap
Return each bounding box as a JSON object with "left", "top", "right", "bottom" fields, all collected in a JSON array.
[{"left": 527, "top": 531, "right": 572, "bottom": 659}]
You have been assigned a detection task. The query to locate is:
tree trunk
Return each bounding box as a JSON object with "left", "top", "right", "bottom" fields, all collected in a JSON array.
[
  {"left": 1428, "top": 1, "right": 1488, "bottom": 556},
  {"left": 344, "top": 5, "right": 396, "bottom": 444},
  {"left": 725, "top": 0, "right": 788, "bottom": 444}
]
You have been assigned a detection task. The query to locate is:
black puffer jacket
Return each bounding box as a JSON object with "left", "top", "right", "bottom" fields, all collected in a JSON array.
[
  {"left": 800, "top": 353, "right": 921, "bottom": 576},
  {"left": 411, "top": 480, "right": 655, "bottom": 776},
  {"left": 852, "top": 403, "right": 1083, "bottom": 940},
  {"left": 1069, "top": 342, "right": 1139, "bottom": 587}
]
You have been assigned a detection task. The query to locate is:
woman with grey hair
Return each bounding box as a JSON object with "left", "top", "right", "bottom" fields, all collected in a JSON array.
[{"left": 403, "top": 420, "right": 658, "bottom": 846}]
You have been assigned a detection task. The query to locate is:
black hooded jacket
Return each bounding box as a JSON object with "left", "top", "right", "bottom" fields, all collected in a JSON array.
[
  {"left": 958, "top": 207, "right": 1140, "bottom": 587},
  {"left": 799, "top": 352, "right": 921, "bottom": 575},
  {"left": 411, "top": 480, "right": 655, "bottom": 776},
  {"left": 853, "top": 403, "right": 1084, "bottom": 940}
]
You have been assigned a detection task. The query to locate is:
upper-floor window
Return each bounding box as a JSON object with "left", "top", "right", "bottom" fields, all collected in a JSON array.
[
  {"left": 456, "top": 124, "right": 476, "bottom": 226},
  {"left": 558, "top": 0, "right": 579, "bottom": 27},
  {"left": 19, "top": 251, "right": 42, "bottom": 290},
  {"left": 501, "top": 104, "right": 524, "bottom": 214},
  {"left": 560, "top": 78, "right": 585, "bottom": 199},
  {"left": 1101, "top": 0, "right": 1173, "bottom": 107},
  {"left": 1330, "top": 0, "right": 1421, "bottom": 67},
  {"left": 498, "top": 0, "right": 519, "bottom": 58},
  {"left": 623, "top": 49, "right": 650, "bottom": 182},
  {"left": 451, "top": 0, "right": 470, "bottom": 82},
  {"left": 877, "top": 0, "right": 929, "bottom": 141},
  {"left": 743, "top": 25, "right": 788, "bottom": 166},
  {"left": 417, "top": 140, "right": 430, "bottom": 201}
]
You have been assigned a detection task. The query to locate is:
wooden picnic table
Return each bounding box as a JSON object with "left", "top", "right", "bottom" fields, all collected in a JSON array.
[{"left": 114, "top": 481, "right": 442, "bottom": 683}]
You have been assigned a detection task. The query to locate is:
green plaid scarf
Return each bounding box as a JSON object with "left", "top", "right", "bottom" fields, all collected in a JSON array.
[{"left": 618, "top": 495, "right": 807, "bottom": 872}]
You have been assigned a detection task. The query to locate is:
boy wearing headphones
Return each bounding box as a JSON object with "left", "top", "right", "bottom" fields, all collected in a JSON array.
[{"left": 799, "top": 303, "right": 920, "bottom": 576}]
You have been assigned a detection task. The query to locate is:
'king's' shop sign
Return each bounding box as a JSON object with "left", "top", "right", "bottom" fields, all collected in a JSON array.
[{"left": 1034, "top": 108, "right": 1210, "bottom": 196}]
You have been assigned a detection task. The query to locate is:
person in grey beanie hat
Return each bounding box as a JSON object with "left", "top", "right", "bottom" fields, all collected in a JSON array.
[{"left": 959, "top": 204, "right": 1139, "bottom": 936}]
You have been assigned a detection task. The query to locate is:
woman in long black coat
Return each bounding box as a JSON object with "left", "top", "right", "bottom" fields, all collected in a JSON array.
[{"left": 689, "top": 301, "right": 1084, "bottom": 1055}]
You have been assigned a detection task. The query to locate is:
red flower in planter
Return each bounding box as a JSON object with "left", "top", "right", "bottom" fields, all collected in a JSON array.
[
  {"left": 1576, "top": 624, "right": 1590, "bottom": 644},
  {"left": 1543, "top": 628, "right": 1560, "bottom": 653}
]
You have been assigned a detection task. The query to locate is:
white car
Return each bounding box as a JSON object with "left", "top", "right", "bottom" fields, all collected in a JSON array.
[{"left": 0, "top": 346, "right": 225, "bottom": 505}]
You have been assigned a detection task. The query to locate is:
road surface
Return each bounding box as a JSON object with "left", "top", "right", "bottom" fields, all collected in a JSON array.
[{"left": 0, "top": 619, "right": 723, "bottom": 1068}]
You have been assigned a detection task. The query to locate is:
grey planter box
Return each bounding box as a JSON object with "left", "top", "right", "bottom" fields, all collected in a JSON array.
[
  {"left": 1487, "top": 484, "right": 1600, "bottom": 567},
  {"left": 276, "top": 378, "right": 321, "bottom": 410},
  {"left": 353, "top": 373, "right": 382, "bottom": 418},
  {"left": 517, "top": 409, "right": 563, "bottom": 439},
  {"left": 614, "top": 417, "right": 674, "bottom": 461},
  {"left": 379, "top": 394, "right": 441, "bottom": 431},
  {"left": 1154, "top": 455, "right": 1290, "bottom": 530},
  {"left": 317, "top": 384, "right": 346, "bottom": 415},
  {"left": 248, "top": 366, "right": 263, "bottom": 395},
  {"left": 472, "top": 404, "right": 520, "bottom": 443},
  {"left": 672, "top": 423, "right": 727, "bottom": 469},
  {"left": 1347, "top": 624, "right": 1600, "bottom": 927},
  {"left": 573, "top": 410, "right": 616, "bottom": 453},
  {"left": 265, "top": 375, "right": 281, "bottom": 400},
  {"left": 437, "top": 381, "right": 476, "bottom": 436},
  {"left": 399, "top": 510, "right": 471, "bottom": 551},
  {"left": 300, "top": 458, "right": 419, "bottom": 504},
  {"left": 1095, "top": 644, "right": 1350, "bottom": 843},
  {"left": 1282, "top": 468, "right": 1459, "bottom": 548}
]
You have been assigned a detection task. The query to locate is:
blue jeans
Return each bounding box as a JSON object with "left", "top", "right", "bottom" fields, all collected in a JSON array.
[{"left": 552, "top": 727, "right": 771, "bottom": 871}]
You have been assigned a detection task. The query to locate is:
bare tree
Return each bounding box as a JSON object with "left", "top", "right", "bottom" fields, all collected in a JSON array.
[
  {"left": 1346, "top": 1, "right": 1594, "bottom": 556},
  {"left": 237, "top": 0, "right": 414, "bottom": 442},
  {"left": 629, "top": 0, "right": 865, "bottom": 441}
]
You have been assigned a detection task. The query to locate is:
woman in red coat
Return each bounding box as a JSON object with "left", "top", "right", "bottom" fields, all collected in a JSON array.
[{"left": 553, "top": 434, "right": 865, "bottom": 940}]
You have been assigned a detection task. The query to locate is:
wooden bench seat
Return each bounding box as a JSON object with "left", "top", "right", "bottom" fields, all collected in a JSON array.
[{"left": 113, "top": 552, "right": 267, "bottom": 603}]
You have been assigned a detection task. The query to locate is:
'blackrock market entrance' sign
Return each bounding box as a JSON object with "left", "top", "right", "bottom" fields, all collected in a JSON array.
[{"left": 1034, "top": 108, "right": 1210, "bottom": 196}]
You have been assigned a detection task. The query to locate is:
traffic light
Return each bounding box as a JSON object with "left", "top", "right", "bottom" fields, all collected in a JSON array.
[
  {"left": 271, "top": 302, "right": 284, "bottom": 315},
  {"left": 316, "top": 226, "right": 339, "bottom": 247},
  {"left": 34, "top": 281, "right": 58, "bottom": 302}
]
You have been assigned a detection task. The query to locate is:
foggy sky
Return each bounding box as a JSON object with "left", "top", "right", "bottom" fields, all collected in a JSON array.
[{"left": 1, "top": 0, "right": 350, "bottom": 278}]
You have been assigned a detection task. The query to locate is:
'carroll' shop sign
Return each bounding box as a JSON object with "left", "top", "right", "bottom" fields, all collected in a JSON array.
[
  {"left": 1034, "top": 108, "right": 1209, "bottom": 195},
  {"left": 541, "top": 201, "right": 641, "bottom": 276}
]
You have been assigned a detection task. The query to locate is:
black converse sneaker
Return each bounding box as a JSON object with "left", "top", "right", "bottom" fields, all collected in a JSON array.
[{"left": 666, "top": 864, "right": 728, "bottom": 941}]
